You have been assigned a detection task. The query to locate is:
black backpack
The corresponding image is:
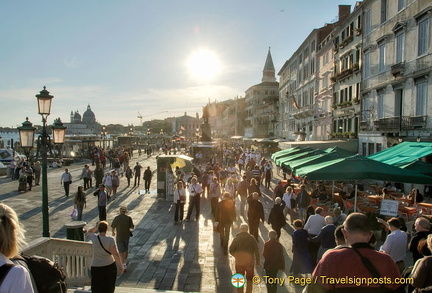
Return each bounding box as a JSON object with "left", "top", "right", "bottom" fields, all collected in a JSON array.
[{"left": 12, "top": 254, "right": 67, "bottom": 293}]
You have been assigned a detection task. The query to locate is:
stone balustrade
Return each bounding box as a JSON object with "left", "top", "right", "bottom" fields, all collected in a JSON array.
[{"left": 22, "top": 237, "right": 92, "bottom": 287}]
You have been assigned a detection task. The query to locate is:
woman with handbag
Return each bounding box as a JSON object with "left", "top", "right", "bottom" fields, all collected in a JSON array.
[
  {"left": 173, "top": 181, "right": 186, "bottom": 224},
  {"left": 87, "top": 221, "right": 124, "bottom": 293}
]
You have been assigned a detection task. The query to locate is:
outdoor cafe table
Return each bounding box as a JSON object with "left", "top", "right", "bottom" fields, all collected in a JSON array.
[{"left": 418, "top": 202, "right": 432, "bottom": 215}]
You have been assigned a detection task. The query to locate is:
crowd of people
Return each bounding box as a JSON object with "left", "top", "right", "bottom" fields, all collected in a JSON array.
[{"left": 5, "top": 142, "right": 432, "bottom": 293}]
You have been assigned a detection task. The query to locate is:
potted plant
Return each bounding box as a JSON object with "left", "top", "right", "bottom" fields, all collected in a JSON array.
[
  {"left": 353, "top": 97, "right": 360, "bottom": 104},
  {"left": 331, "top": 104, "right": 337, "bottom": 110},
  {"left": 355, "top": 28, "right": 362, "bottom": 36}
]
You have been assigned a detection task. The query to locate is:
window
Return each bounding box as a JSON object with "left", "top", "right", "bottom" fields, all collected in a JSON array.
[
  {"left": 378, "top": 41, "right": 386, "bottom": 72},
  {"left": 364, "top": 51, "right": 371, "bottom": 78},
  {"left": 418, "top": 16, "right": 430, "bottom": 56},
  {"left": 398, "top": 0, "right": 406, "bottom": 11},
  {"left": 365, "top": 9, "right": 371, "bottom": 35},
  {"left": 381, "top": 0, "right": 387, "bottom": 23},
  {"left": 368, "top": 143, "right": 375, "bottom": 156},
  {"left": 378, "top": 91, "right": 384, "bottom": 119},
  {"left": 416, "top": 81, "right": 427, "bottom": 116},
  {"left": 395, "top": 30, "right": 405, "bottom": 63}
]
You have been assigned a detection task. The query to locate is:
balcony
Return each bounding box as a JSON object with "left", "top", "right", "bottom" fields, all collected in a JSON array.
[
  {"left": 373, "top": 115, "right": 427, "bottom": 131},
  {"left": 293, "top": 104, "right": 314, "bottom": 119},
  {"left": 391, "top": 62, "right": 405, "bottom": 77}
]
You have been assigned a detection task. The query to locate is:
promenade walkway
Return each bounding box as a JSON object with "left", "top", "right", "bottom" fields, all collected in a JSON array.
[{"left": 0, "top": 153, "right": 302, "bottom": 292}]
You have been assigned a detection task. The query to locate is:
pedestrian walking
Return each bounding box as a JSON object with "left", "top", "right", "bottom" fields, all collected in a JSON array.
[
  {"left": 125, "top": 166, "right": 133, "bottom": 187},
  {"left": 229, "top": 223, "right": 260, "bottom": 293},
  {"left": 87, "top": 221, "right": 124, "bottom": 293},
  {"left": 94, "top": 164, "right": 104, "bottom": 187},
  {"left": 263, "top": 230, "right": 285, "bottom": 293},
  {"left": 264, "top": 161, "right": 272, "bottom": 189},
  {"left": 237, "top": 175, "right": 249, "bottom": 216},
  {"left": 111, "top": 206, "right": 134, "bottom": 271},
  {"left": 282, "top": 186, "right": 296, "bottom": 224},
  {"left": 111, "top": 170, "right": 120, "bottom": 199},
  {"left": 290, "top": 219, "right": 313, "bottom": 276},
  {"left": 24, "top": 164, "right": 33, "bottom": 191},
  {"left": 103, "top": 172, "right": 113, "bottom": 198},
  {"left": 185, "top": 177, "right": 203, "bottom": 221},
  {"left": 247, "top": 192, "right": 265, "bottom": 241},
  {"left": 173, "top": 181, "right": 186, "bottom": 223},
  {"left": 60, "top": 168, "right": 73, "bottom": 197},
  {"left": 215, "top": 192, "right": 236, "bottom": 255},
  {"left": 74, "top": 186, "right": 86, "bottom": 221},
  {"left": 268, "top": 197, "right": 286, "bottom": 240},
  {"left": 33, "top": 161, "right": 41, "bottom": 186},
  {"left": 133, "top": 162, "right": 142, "bottom": 186},
  {"left": 143, "top": 166, "right": 152, "bottom": 193},
  {"left": 94, "top": 184, "right": 108, "bottom": 221},
  {"left": 209, "top": 177, "right": 221, "bottom": 216},
  {"left": 80, "top": 165, "right": 91, "bottom": 190},
  {"left": 296, "top": 185, "right": 311, "bottom": 221}
]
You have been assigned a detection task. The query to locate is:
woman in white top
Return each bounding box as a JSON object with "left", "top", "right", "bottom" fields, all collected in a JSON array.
[
  {"left": 0, "top": 203, "right": 34, "bottom": 293},
  {"left": 173, "top": 181, "right": 186, "bottom": 223},
  {"left": 87, "top": 221, "right": 123, "bottom": 293},
  {"left": 103, "top": 172, "right": 113, "bottom": 197},
  {"left": 282, "top": 186, "right": 296, "bottom": 224}
]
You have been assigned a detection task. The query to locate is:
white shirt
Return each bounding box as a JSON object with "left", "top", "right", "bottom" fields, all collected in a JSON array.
[
  {"left": 282, "top": 192, "right": 295, "bottom": 209},
  {"left": 0, "top": 253, "right": 34, "bottom": 293},
  {"left": 188, "top": 183, "right": 203, "bottom": 196},
  {"left": 304, "top": 214, "right": 326, "bottom": 236},
  {"left": 381, "top": 229, "right": 407, "bottom": 262}
]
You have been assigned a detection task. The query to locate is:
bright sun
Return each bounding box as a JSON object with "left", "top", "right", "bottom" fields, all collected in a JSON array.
[{"left": 186, "top": 49, "right": 222, "bottom": 82}]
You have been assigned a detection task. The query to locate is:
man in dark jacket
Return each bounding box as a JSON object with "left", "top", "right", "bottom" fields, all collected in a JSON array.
[
  {"left": 268, "top": 197, "right": 286, "bottom": 240},
  {"left": 229, "top": 223, "right": 260, "bottom": 293},
  {"left": 237, "top": 176, "right": 249, "bottom": 215},
  {"left": 263, "top": 230, "right": 285, "bottom": 293},
  {"left": 409, "top": 217, "right": 431, "bottom": 263},
  {"left": 143, "top": 166, "right": 152, "bottom": 193},
  {"left": 215, "top": 192, "right": 236, "bottom": 255},
  {"left": 247, "top": 192, "right": 265, "bottom": 241},
  {"left": 296, "top": 185, "right": 311, "bottom": 221}
]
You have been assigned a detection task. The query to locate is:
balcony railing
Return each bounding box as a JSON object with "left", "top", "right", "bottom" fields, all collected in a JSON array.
[
  {"left": 293, "top": 104, "right": 314, "bottom": 119},
  {"left": 373, "top": 115, "right": 427, "bottom": 131},
  {"left": 23, "top": 237, "right": 92, "bottom": 287},
  {"left": 391, "top": 62, "right": 405, "bottom": 77}
]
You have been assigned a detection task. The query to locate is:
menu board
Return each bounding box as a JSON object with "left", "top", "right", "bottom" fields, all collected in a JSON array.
[{"left": 379, "top": 199, "right": 399, "bottom": 217}]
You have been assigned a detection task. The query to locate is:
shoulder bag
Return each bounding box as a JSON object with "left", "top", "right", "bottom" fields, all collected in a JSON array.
[{"left": 97, "top": 235, "right": 111, "bottom": 255}]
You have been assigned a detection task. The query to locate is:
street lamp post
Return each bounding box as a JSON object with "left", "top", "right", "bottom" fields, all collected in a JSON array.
[
  {"left": 52, "top": 118, "right": 66, "bottom": 159},
  {"left": 17, "top": 118, "right": 36, "bottom": 161},
  {"left": 18, "top": 87, "right": 65, "bottom": 237},
  {"left": 147, "top": 129, "right": 151, "bottom": 145},
  {"left": 196, "top": 128, "right": 200, "bottom": 143},
  {"left": 101, "top": 126, "right": 107, "bottom": 149}
]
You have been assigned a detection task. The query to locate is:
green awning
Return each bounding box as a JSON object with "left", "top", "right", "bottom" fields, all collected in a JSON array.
[
  {"left": 297, "top": 154, "right": 431, "bottom": 184},
  {"left": 368, "top": 142, "right": 432, "bottom": 166}
]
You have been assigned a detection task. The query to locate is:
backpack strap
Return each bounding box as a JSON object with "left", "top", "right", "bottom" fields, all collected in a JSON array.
[
  {"left": 97, "top": 235, "right": 112, "bottom": 255},
  {"left": 0, "top": 264, "right": 14, "bottom": 287}
]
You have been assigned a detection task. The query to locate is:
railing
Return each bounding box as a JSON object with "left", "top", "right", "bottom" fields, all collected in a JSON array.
[
  {"left": 391, "top": 62, "right": 405, "bottom": 77},
  {"left": 373, "top": 115, "right": 427, "bottom": 131},
  {"left": 23, "top": 237, "right": 92, "bottom": 287}
]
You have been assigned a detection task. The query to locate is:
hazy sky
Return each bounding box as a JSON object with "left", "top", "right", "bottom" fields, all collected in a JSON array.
[{"left": 1, "top": 0, "right": 358, "bottom": 128}]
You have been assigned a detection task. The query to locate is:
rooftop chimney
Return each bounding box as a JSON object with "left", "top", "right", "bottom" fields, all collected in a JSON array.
[{"left": 338, "top": 5, "right": 351, "bottom": 23}]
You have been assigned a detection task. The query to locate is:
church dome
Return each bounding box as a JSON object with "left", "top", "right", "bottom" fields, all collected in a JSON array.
[
  {"left": 73, "top": 110, "right": 81, "bottom": 123},
  {"left": 82, "top": 104, "right": 96, "bottom": 124}
]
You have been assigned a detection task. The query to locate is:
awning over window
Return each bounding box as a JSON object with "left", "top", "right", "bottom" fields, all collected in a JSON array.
[{"left": 368, "top": 142, "right": 432, "bottom": 166}]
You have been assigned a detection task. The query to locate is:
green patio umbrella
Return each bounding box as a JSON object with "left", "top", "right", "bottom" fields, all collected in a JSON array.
[
  {"left": 297, "top": 154, "right": 432, "bottom": 212},
  {"left": 280, "top": 149, "right": 325, "bottom": 168},
  {"left": 271, "top": 147, "right": 300, "bottom": 161},
  {"left": 274, "top": 147, "right": 314, "bottom": 166},
  {"left": 289, "top": 151, "right": 352, "bottom": 174}
]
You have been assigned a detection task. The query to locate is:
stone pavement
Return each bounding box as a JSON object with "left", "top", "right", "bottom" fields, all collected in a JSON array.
[
  {"left": 0, "top": 154, "right": 305, "bottom": 292},
  {"left": 5, "top": 153, "right": 417, "bottom": 293}
]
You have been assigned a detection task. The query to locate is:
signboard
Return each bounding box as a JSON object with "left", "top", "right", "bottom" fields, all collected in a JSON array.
[{"left": 379, "top": 199, "right": 399, "bottom": 217}]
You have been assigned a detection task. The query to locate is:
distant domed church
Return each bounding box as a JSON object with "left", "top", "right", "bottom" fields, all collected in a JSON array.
[{"left": 66, "top": 104, "right": 101, "bottom": 135}]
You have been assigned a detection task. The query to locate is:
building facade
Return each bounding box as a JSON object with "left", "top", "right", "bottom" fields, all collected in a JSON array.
[
  {"left": 359, "top": 0, "right": 432, "bottom": 155},
  {"left": 244, "top": 49, "right": 279, "bottom": 138}
]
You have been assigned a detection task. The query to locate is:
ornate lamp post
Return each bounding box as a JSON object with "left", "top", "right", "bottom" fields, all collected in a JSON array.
[
  {"left": 18, "top": 118, "right": 36, "bottom": 161},
  {"left": 52, "top": 118, "right": 66, "bottom": 159},
  {"left": 18, "top": 86, "right": 65, "bottom": 237},
  {"left": 147, "top": 129, "right": 151, "bottom": 145},
  {"left": 101, "top": 126, "right": 107, "bottom": 149}
]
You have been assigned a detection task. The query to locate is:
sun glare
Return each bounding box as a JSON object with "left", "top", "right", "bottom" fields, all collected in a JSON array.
[{"left": 186, "top": 49, "right": 221, "bottom": 82}]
